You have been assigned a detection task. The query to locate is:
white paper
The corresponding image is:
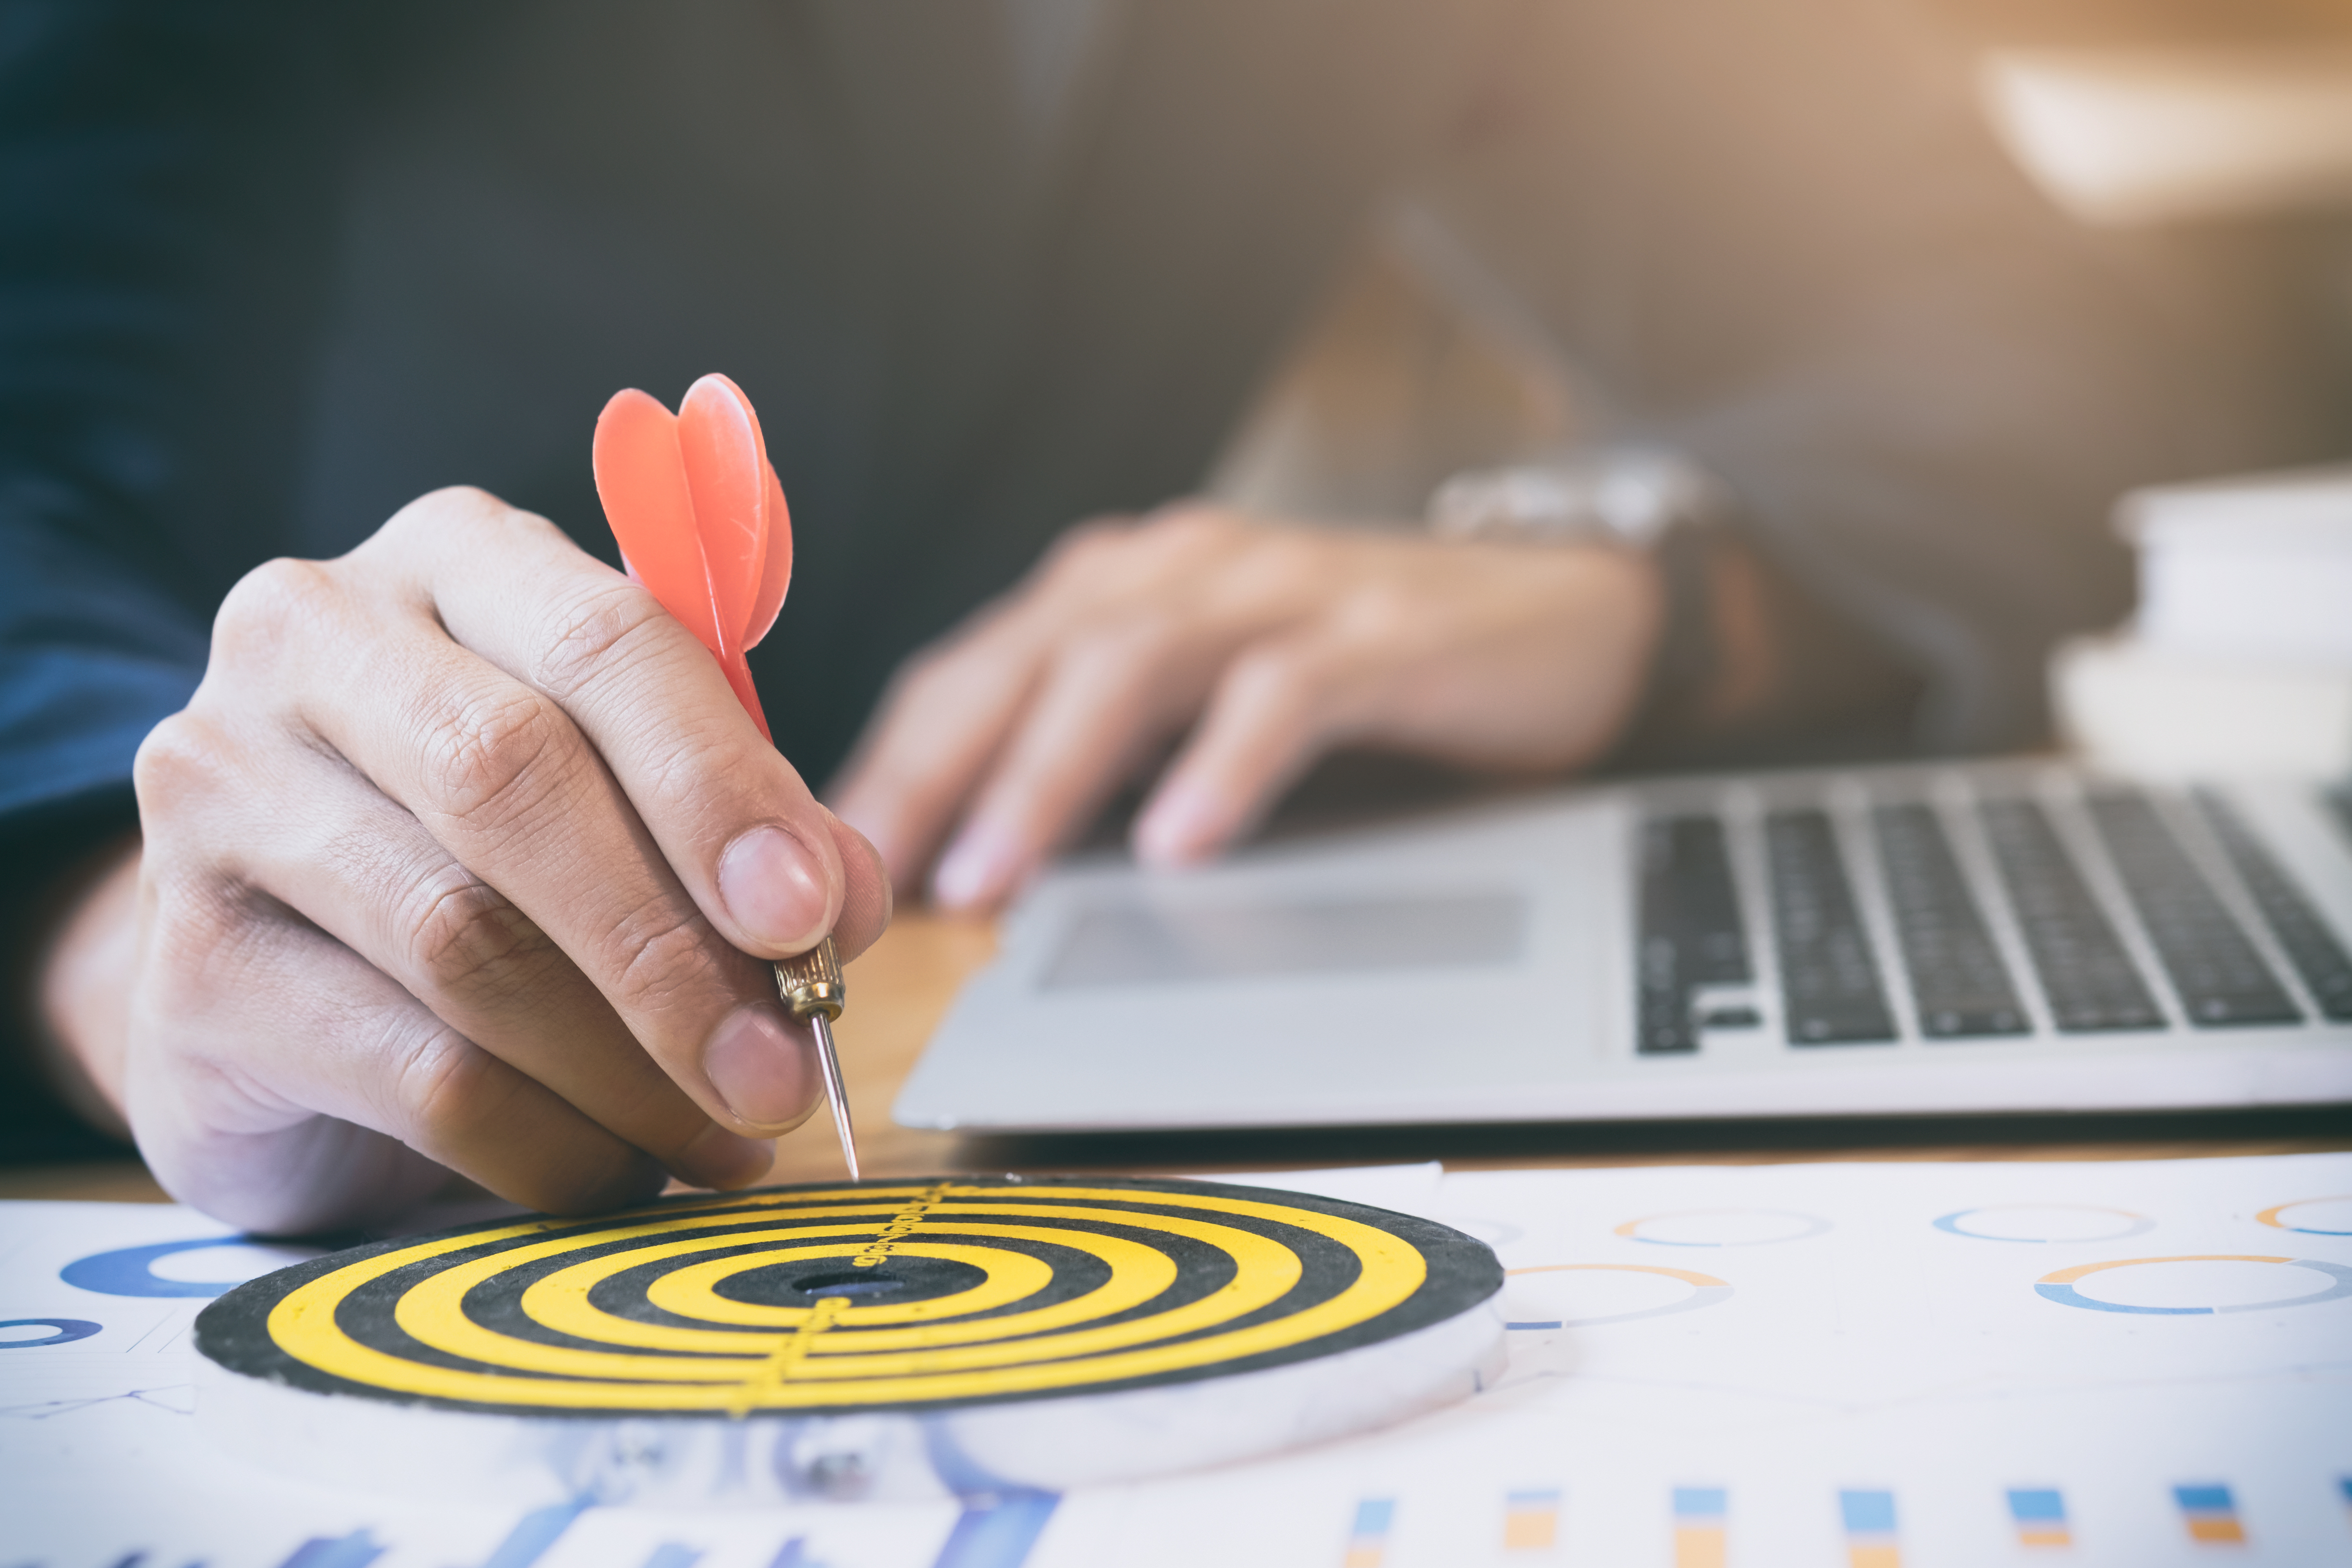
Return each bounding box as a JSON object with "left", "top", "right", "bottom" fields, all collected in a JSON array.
[{"left": 5, "top": 1154, "right": 2348, "bottom": 1567}]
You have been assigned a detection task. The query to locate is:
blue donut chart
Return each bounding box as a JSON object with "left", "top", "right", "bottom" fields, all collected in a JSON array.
[
  {"left": 2256, "top": 1197, "right": 2352, "bottom": 1237},
  {"left": 1932, "top": 1205, "right": 2154, "bottom": 1243},
  {"left": 0, "top": 1317, "right": 102, "bottom": 1347},
  {"left": 60, "top": 1237, "right": 256, "bottom": 1298},
  {"left": 2035, "top": 1254, "right": 2352, "bottom": 1315}
]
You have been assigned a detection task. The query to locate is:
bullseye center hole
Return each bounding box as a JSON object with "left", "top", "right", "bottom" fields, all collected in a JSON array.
[{"left": 792, "top": 1269, "right": 903, "bottom": 1299}]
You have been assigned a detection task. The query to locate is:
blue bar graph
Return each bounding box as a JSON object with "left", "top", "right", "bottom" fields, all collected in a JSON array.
[
  {"left": 2005, "top": 1489, "right": 2070, "bottom": 1548},
  {"left": 1342, "top": 1498, "right": 1396, "bottom": 1568},
  {"left": 274, "top": 1532, "right": 384, "bottom": 1568},
  {"left": 931, "top": 1490, "right": 1059, "bottom": 1568},
  {"left": 1839, "top": 1490, "right": 1899, "bottom": 1568},
  {"left": 474, "top": 1501, "right": 592, "bottom": 1568}
]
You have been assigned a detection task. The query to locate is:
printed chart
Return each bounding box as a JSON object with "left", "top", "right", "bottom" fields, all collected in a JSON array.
[{"left": 5, "top": 1154, "right": 2349, "bottom": 1567}]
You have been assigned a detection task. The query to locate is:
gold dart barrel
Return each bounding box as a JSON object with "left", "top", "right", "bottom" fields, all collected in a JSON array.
[{"left": 774, "top": 934, "right": 845, "bottom": 1022}]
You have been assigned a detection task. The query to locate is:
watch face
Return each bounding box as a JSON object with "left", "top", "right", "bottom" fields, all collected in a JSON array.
[{"left": 1429, "top": 450, "right": 1717, "bottom": 549}]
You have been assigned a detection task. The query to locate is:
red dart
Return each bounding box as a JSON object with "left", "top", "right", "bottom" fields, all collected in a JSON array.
[
  {"left": 590, "top": 377, "right": 859, "bottom": 1180},
  {"left": 591, "top": 373, "right": 793, "bottom": 741}
]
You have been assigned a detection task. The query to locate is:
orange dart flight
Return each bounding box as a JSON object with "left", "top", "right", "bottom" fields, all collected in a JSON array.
[{"left": 592, "top": 373, "right": 792, "bottom": 741}]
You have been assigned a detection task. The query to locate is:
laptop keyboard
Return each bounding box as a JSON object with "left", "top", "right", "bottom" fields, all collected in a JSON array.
[
  {"left": 1766, "top": 810, "right": 1899, "bottom": 1045},
  {"left": 1637, "top": 782, "right": 2344, "bottom": 1052},
  {"left": 2198, "top": 792, "right": 2352, "bottom": 1022},
  {"left": 1873, "top": 803, "right": 2029, "bottom": 1038},
  {"left": 1635, "top": 816, "right": 1752, "bottom": 1054},
  {"left": 2084, "top": 792, "right": 2300, "bottom": 1027}
]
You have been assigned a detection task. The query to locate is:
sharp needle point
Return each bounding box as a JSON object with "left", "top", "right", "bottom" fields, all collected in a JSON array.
[{"left": 811, "top": 1012, "right": 859, "bottom": 1182}]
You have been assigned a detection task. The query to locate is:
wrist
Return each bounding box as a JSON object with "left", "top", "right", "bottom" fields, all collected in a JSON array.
[
  {"left": 1428, "top": 446, "right": 1722, "bottom": 752},
  {"left": 32, "top": 833, "right": 142, "bottom": 1140}
]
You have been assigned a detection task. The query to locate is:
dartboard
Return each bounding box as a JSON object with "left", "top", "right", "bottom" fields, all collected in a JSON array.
[{"left": 194, "top": 1176, "right": 1502, "bottom": 1419}]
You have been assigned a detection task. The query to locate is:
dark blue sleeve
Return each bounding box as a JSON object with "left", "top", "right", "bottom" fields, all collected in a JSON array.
[
  {"left": 0, "top": 4, "right": 348, "bottom": 1142},
  {"left": 0, "top": 3, "right": 344, "bottom": 861}
]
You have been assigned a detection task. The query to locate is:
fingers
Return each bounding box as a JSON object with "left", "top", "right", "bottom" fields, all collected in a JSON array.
[
  {"left": 368, "top": 490, "right": 859, "bottom": 960},
  {"left": 220, "top": 725, "right": 776, "bottom": 1192},
  {"left": 828, "top": 612, "right": 1054, "bottom": 898},
  {"left": 838, "top": 512, "right": 1668, "bottom": 906},
  {"left": 835, "top": 509, "right": 1317, "bottom": 905},
  {"left": 127, "top": 881, "right": 666, "bottom": 1235},
  {"left": 132, "top": 704, "right": 744, "bottom": 1228},
  {"left": 1133, "top": 628, "right": 1364, "bottom": 867},
  {"left": 279, "top": 589, "right": 812, "bottom": 1139},
  {"left": 204, "top": 490, "right": 859, "bottom": 1144},
  {"left": 927, "top": 616, "right": 1224, "bottom": 907}
]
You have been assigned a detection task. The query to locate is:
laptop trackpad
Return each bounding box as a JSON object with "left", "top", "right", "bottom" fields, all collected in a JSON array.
[{"left": 1042, "top": 892, "right": 1528, "bottom": 989}]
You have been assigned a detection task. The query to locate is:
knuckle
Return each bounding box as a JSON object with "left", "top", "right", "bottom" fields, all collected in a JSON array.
[
  {"left": 607, "top": 901, "right": 731, "bottom": 1016},
  {"left": 378, "top": 484, "right": 507, "bottom": 542},
  {"left": 212, "top": 556, "right": 336, "bottom": 665},
  {"left": 1037, "top": 516, "right": 1142, "bottom": 589},
  {"left": 405, "top": 870, "right": 563, "bottom": 1008},
  {"left": 132, "top": 711, "right": 228, "bottom": 814},
  {"left": 1229, "top": 641, "right": 1328, "bottom": 711},
  {"left": 389, "top": 1023, "right": 514, "bottom": 1142},
  {"left": 527, "top": 581, "right": 672, "bottom": 704},
  {"left": 416, "top": 684, "right": 577, "bottom": 828},
  {"left": 1064, "top": 616, "right": 1180, "bottom": 683}
]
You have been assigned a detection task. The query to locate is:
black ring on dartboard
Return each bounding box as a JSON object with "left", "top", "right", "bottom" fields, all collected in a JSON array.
[{"left": 194, "top": 1176, "right": 1502, "bottom": 1418}]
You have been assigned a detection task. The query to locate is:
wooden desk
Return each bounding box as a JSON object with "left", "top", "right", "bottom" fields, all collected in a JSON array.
[{"left": 5, "top": 910, "right": 2346, "bottom": 1206}]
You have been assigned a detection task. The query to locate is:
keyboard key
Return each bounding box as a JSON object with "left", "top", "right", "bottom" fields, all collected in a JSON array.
[
  {"left": 1636, "top": 815, "right": 1752, "bottom": 1054},
  {"left": 2087, "top": 792, "right": 2301, "bottom": 1028},
  {"left": 1766, "top": 809, "right": 1897, "bottom": 1044},
  {"left": 1979, "top": 798, "right": 2165, "bottom": 1032},
  {"left": 1873, "top": 803, "right": 2028, "bottom": 1038},
  {"left": 2196, "top": 791, "right": 2352, "bottom": 1021}
]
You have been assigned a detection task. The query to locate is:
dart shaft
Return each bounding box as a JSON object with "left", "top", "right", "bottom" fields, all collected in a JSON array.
[{"left": 774, "top": 937, "right": 859, "bottom": 1179}]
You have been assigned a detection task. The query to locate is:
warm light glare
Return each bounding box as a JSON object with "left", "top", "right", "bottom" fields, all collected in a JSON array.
[{"left": 1980, "top": 47, "right": 2352, "bottom": 223}]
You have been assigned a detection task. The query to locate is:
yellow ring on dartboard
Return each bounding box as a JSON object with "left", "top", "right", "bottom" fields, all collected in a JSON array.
[
  {"left": 643, "top": 1242, "right": 1052, "bottom": 1329},
  {"left": 263, "top": 1186, "right": 1430, "bottom": 1410},
  {"left": 387, "top": 1216, "right": 1296, "bottom": 1383},
  {"left": 521, "top": 1234, "right": 1139, "bottom": 1358},
  {"left": 520, "top": 1241, "right": 1057, "bottom": 1351}
]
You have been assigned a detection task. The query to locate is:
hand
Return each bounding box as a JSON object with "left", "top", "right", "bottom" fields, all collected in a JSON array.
[
  {"left": 832, "top": 503, "right": 1661, "bottom": 908},
  {"left": 41, "top": 487, "right": 889, "bottom": 1234}
]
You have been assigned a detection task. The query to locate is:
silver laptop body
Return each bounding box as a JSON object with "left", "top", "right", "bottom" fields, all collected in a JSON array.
[{"left": 894, "top": 761, "right": 2352, "bottom": 1132}]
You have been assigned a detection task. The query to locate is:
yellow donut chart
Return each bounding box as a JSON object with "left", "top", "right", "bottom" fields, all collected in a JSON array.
[{"left": 193, "top": 1177, "right": 1504, "bottom": 1420}]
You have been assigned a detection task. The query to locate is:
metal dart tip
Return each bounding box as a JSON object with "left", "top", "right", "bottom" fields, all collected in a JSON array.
[{"left": 810, "top": 1010, "right": 859, "bottom": 1181}]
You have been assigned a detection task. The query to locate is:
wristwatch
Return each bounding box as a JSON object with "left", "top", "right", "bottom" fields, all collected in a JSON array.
[
  {"left": 1427, "top": 446, "right": 1727, "bottom": 734},
  {"left": 1427, "top": 446, "right": 1725, "bottom": 550}
]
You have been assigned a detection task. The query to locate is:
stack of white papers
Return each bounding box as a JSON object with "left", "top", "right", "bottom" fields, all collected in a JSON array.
[{"left": 2055, "top": 465, "right": 2352, "bottom": 778}]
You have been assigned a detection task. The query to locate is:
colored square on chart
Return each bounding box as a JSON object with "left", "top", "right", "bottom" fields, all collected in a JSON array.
[
  {"left": 1673, "top": 1486, "right": 1727, "bottom": 1568},
  {"left": 1344, "top": 1497, "right": 1396, "bottom": 1568},
  {"left": 2173, "top": 1483, "right": 2246, "bottom": 1545},
  {"left": 1504, "top": 1487, "right": 1560, "bottom": 1551},
  {"left": 1840, "top": 1489, "right": 1901, "bottom": 1568},
  {"left": 2006, "top": 1488, "right": 2073, "bottom": 1548}
]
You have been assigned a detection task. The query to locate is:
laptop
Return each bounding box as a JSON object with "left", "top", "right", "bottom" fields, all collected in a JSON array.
[{"left": 894, "top": 760, "right": 2352, "bottom": 1132}]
